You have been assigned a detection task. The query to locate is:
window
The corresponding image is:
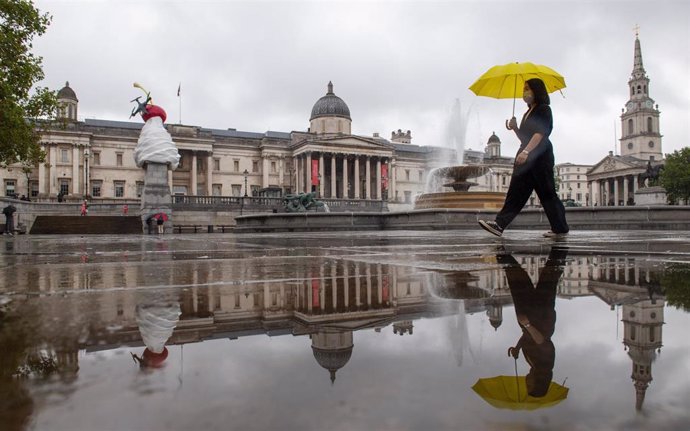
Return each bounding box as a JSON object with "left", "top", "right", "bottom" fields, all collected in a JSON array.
[
  {"left": 93, "top": 152, "right": 100, "bottom": 165},
  {"left": 91, "top": 181, "right": 102, "bottom": 197},
  {"left": 628, "top": 119, "right": 633, "bottom": 135},
  {"left": 61, "top": 149, "right": 69, "bottom": 163},
  {"left": 419, "top": 171, "right": 423, "bottom": 182},
  {"left": 577, "top": 175, "right": 580, "bottom": 180},
  {"left": 172, "top": 186, "right": 187, "bottom": 195},
  {"left": 59, "top": 179, "right": 69, "bottom": 195},
  {"left": 250, "top": 185, "right": 260, "bottom": 196},
  {"left": 197, "top": 157, "right": 203, "bottom": 172},
  {"left": 114, "top": 181, "right": 125, "bottom": 198},
  {"left": 4, "top": 180, "right": 16, "bottom": 196},
  {"left": 404, "top": 191, "right": 412, "bottom": 203},
  {"left": 30, "top": 181, "right": 39, "bottom": 197},
  {"left": 502, "top": 176, "right": 506, "bottom": 186},
  {"left": 116, "top": 153, "right": 123, "bottom": 167},
  {"left": 231, "top": 184, "right": 242, "bottom": 197},
  {"left": 628, "top": 142, "right": 633, "bottom": 150},
  {"left": 405, "top": 170, "right": 410, "bottom": 181},
  {"left": 647, "top": 117, "right": 652, "bottom": 132},
  {"left": 233, "top": 160, "right": 240, "bottom": 172},
  {"left": 252, "top": 161, "right": 259, "bottom": 173},
  {"left": 648, "top": 141, "right": 654, "bottom": 148},
  {"left": 271, "top": 161, "right": 277, "bottom": 173},
  {"left": 213, "top": 158, "right": 220, "bottom": 171},
  {"left": 212, "top": 184, "right": 222, "bottom": 196},
  {"left": 136, "top": 181, "right": 144, "bottom": 198}
]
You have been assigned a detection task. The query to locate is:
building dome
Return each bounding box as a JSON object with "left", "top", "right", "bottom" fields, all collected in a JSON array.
[
  {"left": 487, "top": 132, "right": 500, "bottom": 144},
  {"left": 310, "top": 81, "right": 351, "bottom": 121},
  {"left": 312, "top": 346, "right": 353, "bottom": 384},
  {"left": 57, "top": 81, "right": 78, "bottom": 101}
]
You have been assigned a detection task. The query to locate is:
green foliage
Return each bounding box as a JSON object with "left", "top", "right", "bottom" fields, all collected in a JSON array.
[
  {"left": 0, "top": 0, "right": 58, "bottom": 167},
  {"left": 660, "top": 147, "right": 690, "bottom": 204},
  {"left": 661, "top": 263, "right": 690, "bottom": 311}
]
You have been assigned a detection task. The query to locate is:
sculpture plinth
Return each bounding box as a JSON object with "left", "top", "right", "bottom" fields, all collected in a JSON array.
[
  {"left": 414, "top": 166, "right": 506, "bottom": 210},
  {"left": 140, "top": 162, "right": 172, "bottom": 234}
]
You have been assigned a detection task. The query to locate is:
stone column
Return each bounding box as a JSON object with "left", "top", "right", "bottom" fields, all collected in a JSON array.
[
  {"left": 72, "top": 146, "right": 80, "bottom": 195},
  {"left": 365, "top": 156, "right": 371, "bottom": 200},
  {"left": 633, "top": 174, "right": 639, "bottom": 198},
  {"left": 376, "top": 158, "right": 382, "bottom": 200},
  {"left": 355, "top": 262, "right": 361, "bottom": 307},
  {"left": 331, "top": 264, "right": 337, "bottom": 311},
  {"left": 604, "top": 180, "right": 610, "bottom": 206},
  {"left": 623, "top": 175, "right": 629, "bottom": 206},
  {"left": 366, "top": 264, "right": 372, "bottom": 306},
  {"left": 343, "top": 264, "right": 349, "bottom": 310},
  {"left": 207, "top": 153, "right": 213, "bottom": 195},
  {"left": 168, "top": 170, "right": 173, "bottom": 193},
  {"left": 305, "top": 152, "right": 312, "bottom": 193},
  {"left": 38, "top": 157, "right": 46, "bottom": 195},
  {"left": 391, "top": 158, "right": 397, "bottom": 202},
  {"left": 342, "top": 156, "right": 348, "bottom": 199},
  {"left": 49, "top": 145, "right": 57, "bottom": 195},
  {"left": 319, "top": 153, "right": 325, "bottom": 197},
  {"left": 330, "top": 154, "right": 337, "bottom": 198},
  {"left": 292, "top": 156, "right": 302, "bottom": 193},
  {"left": 354, "top": 157, "right": 360, "bottom": 199},
  {"left": 191, "top": 152, "right": 198, "bottom": 195},
  {"left": 262, "top": 157, "right": 269, "bottom": 188},
  {"left": 613, "top": 177, "right": 619, "bottom": 206},
  {"left": 279, "top": 157, "right": 284, "bottom": 188}
]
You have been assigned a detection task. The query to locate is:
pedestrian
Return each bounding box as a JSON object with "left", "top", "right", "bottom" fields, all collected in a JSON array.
[
  {"left": 479, "top": 78, "right": 569, "bottom": 238},
  {"left": 3, "top": 204, "right": 16, "bottom": 235},
  {"left": 80, "top": 200, "right": 88, "bottom": 216},
  {"left": 123, "top": 204, "right": 129, "bottom": 215},
  {"left": 156, "top": 215, "right": 164, "bottom": 234}
]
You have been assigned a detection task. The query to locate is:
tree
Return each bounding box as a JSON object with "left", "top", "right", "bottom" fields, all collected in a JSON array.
[
  {"left": 0, "top": 0, "right": 59, "bottom": 168},
  {"left": 659, "top": 147, "right": 690, "bottom": 204}
]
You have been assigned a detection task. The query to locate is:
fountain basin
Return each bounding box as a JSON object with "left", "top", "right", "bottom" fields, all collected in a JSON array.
[{"left": 414, "top": 191, "right": 506, "bottom": 209}]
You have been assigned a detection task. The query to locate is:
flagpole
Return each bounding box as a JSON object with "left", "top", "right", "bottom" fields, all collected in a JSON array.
[{"left": 177, "top": 82, "right": 182, "bottom": 124}]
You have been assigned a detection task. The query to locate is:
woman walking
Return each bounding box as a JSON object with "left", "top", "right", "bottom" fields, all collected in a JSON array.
[{"left": 479, "top": 78, "right": 569, "bottom": 237}]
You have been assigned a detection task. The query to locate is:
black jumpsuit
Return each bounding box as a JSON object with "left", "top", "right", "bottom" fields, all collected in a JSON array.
[{"left": 495, "top": 104, "right": 569, "bottom": 234}]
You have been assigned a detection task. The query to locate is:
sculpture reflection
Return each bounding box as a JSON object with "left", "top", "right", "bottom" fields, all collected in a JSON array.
[
  {"left": 500, "top": 246, "right": 568, "bottom": 398},
  {"left": 131, "top": 291, "right": 181, "bottom": 369}
]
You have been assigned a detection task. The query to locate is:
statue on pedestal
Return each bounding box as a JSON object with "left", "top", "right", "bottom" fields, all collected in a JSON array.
[{"left": 130, "top": 83, "right": 180, "bottom": 233}]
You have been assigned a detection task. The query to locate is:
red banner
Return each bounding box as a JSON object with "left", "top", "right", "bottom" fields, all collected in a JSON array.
[
  {"left": 381, "top": 163, "right": 389, "bottom": 191},
  {"left": 311, "top": 159, "right": 320, "bottom": 185}
]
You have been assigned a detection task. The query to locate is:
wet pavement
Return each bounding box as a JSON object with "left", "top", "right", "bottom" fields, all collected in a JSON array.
[{"left": 1, "top": 230, "right": 690, "bottom": 431}]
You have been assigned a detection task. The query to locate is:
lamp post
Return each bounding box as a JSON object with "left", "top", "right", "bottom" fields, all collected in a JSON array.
[{"left": 243, "top": 169, "right": 249, "bottom": 197}]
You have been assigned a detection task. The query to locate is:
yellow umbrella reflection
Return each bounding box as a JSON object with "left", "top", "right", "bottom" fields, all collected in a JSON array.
[
  {"left": 469, "top": 61, "right": 566, "bottom": 118},
  {"left": 472, "top": 375, "right": 569, "bottom": 411}
]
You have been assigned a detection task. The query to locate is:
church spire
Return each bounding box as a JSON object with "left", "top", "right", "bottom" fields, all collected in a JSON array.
[{"left": 631, "top": 33, "right": 646, "bottom": 79}]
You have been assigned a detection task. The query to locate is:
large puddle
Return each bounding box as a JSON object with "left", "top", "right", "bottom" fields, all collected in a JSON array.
[{"left": 1, "top": 232, "right": 689, "bottom": 430}]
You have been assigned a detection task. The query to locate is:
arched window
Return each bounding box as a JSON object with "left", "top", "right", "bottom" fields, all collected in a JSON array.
[
  {"left": 628, "top": 119, "right": 634, "bottom": 135},
  {"left": 637, "top": 85, "right": 642, "bottom": 94},
  {"left": 644, "top": 85, "right": 647, "bottom": 94},
  {"left": 647, "top": 117, "right": 653, "bottom": 132}
]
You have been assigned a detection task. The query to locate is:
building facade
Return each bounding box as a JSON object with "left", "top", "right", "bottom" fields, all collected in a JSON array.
[
  {"left": 2, "top": 82, "right": 451, "bottom": 206},
  {"left": 556, "top": 163, "right": 593, "bottom": 206}
]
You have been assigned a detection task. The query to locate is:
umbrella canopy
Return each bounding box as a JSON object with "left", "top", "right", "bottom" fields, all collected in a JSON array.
[
  {"left": 472, "top": 375, "right": 569, "bottom": 411},
  {"left": 152, "top": 213, "right": 169, "bottom": 221},
  {"left": 469, "top": 62, "right": 566, "bottom": 116}
]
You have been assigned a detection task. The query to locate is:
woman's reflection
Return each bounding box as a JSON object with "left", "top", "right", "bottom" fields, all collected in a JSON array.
[
  {"left": 498, "top": 246, "right": 568, "bottom": 397},
  {"left": 131, "top": 290, "right": 181, "bottom": 370}
]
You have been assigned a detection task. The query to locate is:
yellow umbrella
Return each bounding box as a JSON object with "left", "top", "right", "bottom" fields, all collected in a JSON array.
[
  {"left": 469, "top": 62, "right": 566, "bottom": 118},
  {"left": 472, "top": 375, "right": 569, "bottom": 411}
]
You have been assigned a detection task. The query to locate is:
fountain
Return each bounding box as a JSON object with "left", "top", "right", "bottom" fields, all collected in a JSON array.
[{"left": 414, "top": 99, "right": 506, "bottom": 210}]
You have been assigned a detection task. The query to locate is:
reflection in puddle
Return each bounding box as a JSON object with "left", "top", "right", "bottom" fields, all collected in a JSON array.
[{"left": 1, "top": 244, "right": 689, "bottom": 429}]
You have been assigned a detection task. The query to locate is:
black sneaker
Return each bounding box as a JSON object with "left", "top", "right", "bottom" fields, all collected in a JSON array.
[{"left": 478, "top": 220, "right": 503, "bottom": 237}]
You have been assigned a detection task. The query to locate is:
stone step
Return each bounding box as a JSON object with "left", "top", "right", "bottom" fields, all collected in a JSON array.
[{"left": 30, "top": 216, "right": 143, "bottom": 235}]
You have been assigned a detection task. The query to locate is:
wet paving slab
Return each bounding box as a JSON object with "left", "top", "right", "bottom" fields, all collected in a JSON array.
[{"left": 1, "top": 230, "right": 690, "bottom": 430}]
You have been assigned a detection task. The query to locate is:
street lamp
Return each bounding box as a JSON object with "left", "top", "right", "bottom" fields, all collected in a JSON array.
[{"left": 243, "top": 169, "right": 249, "bottom": 197}]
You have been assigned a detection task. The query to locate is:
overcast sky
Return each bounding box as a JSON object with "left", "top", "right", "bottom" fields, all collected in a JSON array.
[{"left": 32, "top": 0, "right": 689, "bottom": 165}]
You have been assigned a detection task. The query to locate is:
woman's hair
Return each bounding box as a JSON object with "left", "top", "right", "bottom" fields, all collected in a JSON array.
[{"left": 526, "top": 78, "right": 550, "bottom": 106}]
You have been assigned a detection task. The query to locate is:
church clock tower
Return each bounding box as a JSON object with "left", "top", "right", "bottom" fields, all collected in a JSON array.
[{"left": 619, "top": 32, "right": 663, "bottom": 161}]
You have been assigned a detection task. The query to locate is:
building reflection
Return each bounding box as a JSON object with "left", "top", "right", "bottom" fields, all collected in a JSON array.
[{"left": 0, "top": 252, "right": 674, "bottom": 409}]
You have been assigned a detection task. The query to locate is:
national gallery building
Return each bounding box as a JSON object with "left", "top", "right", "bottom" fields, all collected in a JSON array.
[{"left": 3, "top": 81, "right": 455, "bottom": 206}]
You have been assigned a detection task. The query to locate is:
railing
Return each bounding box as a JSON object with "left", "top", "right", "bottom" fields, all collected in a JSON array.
[{"left": 171, "top": 195, "right": 388, "bottom": 212}]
